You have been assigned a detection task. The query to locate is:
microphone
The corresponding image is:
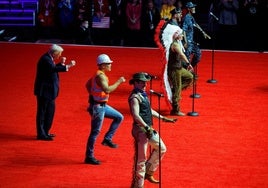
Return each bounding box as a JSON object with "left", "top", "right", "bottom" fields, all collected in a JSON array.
[
  {"left": 146, "top": 73, "right": 157, "bottom": 79},
  {"left": 209, "top": 12, "right": 219, "bottom": 21},
  {"left": 150, "top": 90, "right": 164, "bottom": 97}
]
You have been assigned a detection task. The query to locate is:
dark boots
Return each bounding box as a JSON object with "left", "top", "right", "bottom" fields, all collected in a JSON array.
[{"left": 170, "top": 104, "right": 185, "bottom": 116}]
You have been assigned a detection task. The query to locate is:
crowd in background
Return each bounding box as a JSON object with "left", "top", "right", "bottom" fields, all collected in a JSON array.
[{"left": 33, "top": 0, "right": 268, "bottom": 51}]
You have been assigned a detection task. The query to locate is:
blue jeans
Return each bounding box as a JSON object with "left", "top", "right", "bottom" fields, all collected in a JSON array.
[
  {"left": 85, "top": 103, "right": 124, "bottom": 158},
  {"left": 185, "top": 42, "right": 202, "bottom": 67}
]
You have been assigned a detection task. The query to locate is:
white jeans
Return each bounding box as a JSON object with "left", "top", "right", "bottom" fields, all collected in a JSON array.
[{"left": 131, "top": 125, "right": 167, "bottom": 188}]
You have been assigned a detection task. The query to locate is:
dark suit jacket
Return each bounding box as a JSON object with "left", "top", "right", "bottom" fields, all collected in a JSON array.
[
  {"left": 75, "top": 26, "right": 93, "bottom": 45},
  {"left": 34, "top": 53, "right": 67, "bottom": 100}
]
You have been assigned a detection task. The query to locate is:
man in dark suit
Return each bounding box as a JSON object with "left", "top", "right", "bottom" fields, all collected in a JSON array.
[
  {"left": 74, "top": 20, "right": 93, "bottom": 45},
  {"left": 34, "top": 44, "right": 76, "bottom": 141}
]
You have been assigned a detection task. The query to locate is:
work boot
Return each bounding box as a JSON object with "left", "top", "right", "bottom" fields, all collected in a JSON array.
[
  {"left": 170, "top": 103, "right": 185, "bottom": 116},
  {"left": 170, "top": 110, "right": 185, "bottom": 116},
  {"left": 145, "top": 174, "right": 159, "bottom": 184}
]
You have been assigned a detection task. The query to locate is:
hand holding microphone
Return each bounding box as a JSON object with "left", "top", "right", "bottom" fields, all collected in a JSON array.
[{"left": 143, "top": 126, "right": 156, "bottom": 139}]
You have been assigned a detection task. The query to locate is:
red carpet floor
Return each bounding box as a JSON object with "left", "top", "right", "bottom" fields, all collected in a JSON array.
[{"left": 0, "top": 42, "right": 268, "bottom": 188}]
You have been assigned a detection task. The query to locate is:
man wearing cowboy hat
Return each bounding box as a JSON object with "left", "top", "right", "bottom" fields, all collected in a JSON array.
[{"left": 128, "top": 72, "right": 176, "bottom": 187}]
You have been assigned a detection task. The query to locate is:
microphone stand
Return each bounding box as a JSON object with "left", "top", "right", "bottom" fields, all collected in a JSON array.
[
  {"left": 150, "top": 78, "right": 153, "bottom": 104},
  {"left": 155, "top": 93, "right": 162, "bottom": 188},
  {"left": 149, "top": 74, "right": 156, "bottom": 155},
  {"left": 187, "top": 72, "right": 199, "bottom": 116},
  {"left": 207, "top": 13, "right": 218, "bottom": 84},
  {"left": 190, "top": 65, "right": 201, "bottom": 99},
  {"left": 150, "top": 90, "right": 163, "bottom": 187},
  {"left": 148, "top": 74, "right": 157, "bottom": 104}
]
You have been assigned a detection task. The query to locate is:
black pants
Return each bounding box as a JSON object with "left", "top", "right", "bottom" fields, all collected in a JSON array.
[{"left": 36, "top": 96, "right": 55, "bottom": 137}]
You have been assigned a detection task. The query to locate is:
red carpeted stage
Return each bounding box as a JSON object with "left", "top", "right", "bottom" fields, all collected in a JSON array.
[{"left": 0, "top": 42, "right": 268, "bottom": 187}]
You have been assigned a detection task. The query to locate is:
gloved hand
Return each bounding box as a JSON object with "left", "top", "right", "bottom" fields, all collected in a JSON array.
[
  {"left": 144, "top": 126, "right": 155, "bottom": 139},
  {"left": 162, "top": 116, "right": 177, "bottom": 123}
]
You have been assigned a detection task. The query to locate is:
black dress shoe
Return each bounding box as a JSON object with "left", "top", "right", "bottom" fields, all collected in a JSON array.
[
  {"left": 37, "top": 136, "right": 53, "bottom": 141},
  {"left": 84, "top": 157, "right": 101, "bottom": 165},
  {"left": 101, "top": 139, "right": 118, "bottom": 148},
  {"left": 48, "top": 133, "right": 56, "bottom": 137}
]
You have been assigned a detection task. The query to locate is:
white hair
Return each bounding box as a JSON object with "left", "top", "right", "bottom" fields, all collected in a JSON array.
[{"left": 49, "top": 44, "right": 63, "bottom": 53}]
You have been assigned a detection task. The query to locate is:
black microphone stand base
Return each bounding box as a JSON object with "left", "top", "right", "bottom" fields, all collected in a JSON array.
[
  {"left": 207, "top": 79, "right": 217, "bottom": 84},
  {"left": 187, "top": 111, "right": 199, "bottom": 116}
]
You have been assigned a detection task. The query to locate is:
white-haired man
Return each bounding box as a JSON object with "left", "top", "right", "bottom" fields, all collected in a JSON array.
[{"left": 34, "top": 44, "right": 76, "bottom": 141}]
